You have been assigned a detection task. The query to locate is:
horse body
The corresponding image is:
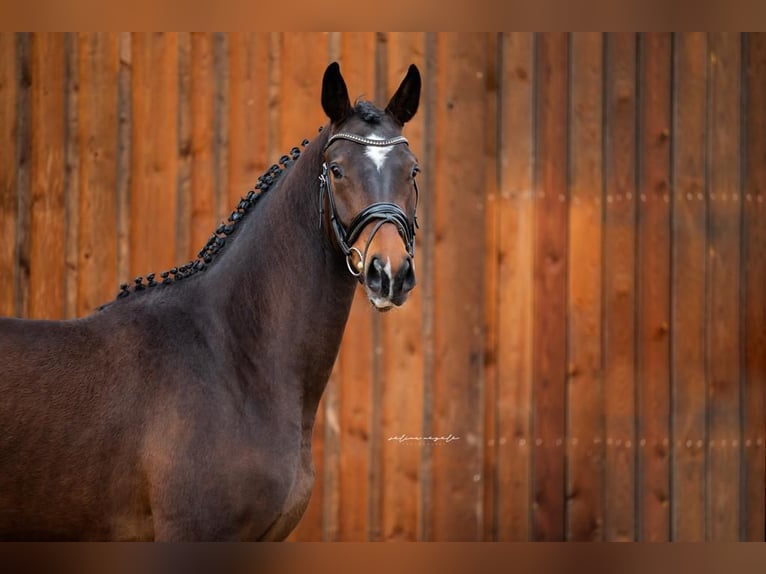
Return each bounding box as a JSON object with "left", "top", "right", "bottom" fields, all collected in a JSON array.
[{"left": 0, "top": 62, "right": 420, "bottom": 540}]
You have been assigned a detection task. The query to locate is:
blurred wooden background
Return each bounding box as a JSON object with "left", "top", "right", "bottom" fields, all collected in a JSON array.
[{"left": 0, "top": 32, "right": 764, "bottom": 541}]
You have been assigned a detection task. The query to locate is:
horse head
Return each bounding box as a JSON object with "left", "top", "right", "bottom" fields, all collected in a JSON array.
[{"left": 319, "top": 61, "right": 421, "bottom": 311}]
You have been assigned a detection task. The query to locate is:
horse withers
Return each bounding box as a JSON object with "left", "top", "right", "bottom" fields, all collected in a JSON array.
[{"left": 0, "top": 61, "right": 421, "bottom": 540}]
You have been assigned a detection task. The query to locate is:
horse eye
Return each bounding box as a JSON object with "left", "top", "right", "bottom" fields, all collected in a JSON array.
[
  {"left": 330, "top": 164, "right": 344, "bottom": 179},
  {"left": 411, "top": 166, "right": 420, "bottom": 179}
]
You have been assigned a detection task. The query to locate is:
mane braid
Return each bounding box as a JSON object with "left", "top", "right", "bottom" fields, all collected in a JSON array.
[{"left": 107, "top": 136, "right": 315, "bottom": 304}]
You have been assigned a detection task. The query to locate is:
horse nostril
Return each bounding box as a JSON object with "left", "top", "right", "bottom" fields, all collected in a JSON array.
[
  {"left": 366, "top": 256, "right": 387, "bottom": 295},
  {"left": 399, "top": 256, "right": 416, "bottom": 293}
]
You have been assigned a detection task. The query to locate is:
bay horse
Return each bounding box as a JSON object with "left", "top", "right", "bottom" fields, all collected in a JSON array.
[{"left": 0, "top": 62, "right": 421, "bottom": 540}]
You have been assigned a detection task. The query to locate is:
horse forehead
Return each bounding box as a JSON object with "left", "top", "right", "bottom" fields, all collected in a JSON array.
[{"left": 363, "top": 132, "right": 402, "bottom": 173}]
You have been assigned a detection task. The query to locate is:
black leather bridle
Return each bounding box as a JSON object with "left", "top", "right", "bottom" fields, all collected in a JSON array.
[{"left": 318, "top": 132, "right": 419, "bottom": 280}]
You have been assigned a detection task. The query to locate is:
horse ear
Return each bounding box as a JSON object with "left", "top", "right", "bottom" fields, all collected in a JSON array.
[
  {"left": 386, "top": 64, "right": 421, "bottom": 125},
  {"left": 321, "top": 62, "right": 352, "bottom": 124}
]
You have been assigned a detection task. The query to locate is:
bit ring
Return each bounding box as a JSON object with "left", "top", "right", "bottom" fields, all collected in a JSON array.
[{"left": 346, "top": 247, "right": 364, "bottom": 277}]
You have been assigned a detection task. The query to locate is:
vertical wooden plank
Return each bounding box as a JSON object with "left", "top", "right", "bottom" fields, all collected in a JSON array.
[
  {"left": 418, "top": 31, "right": 438, "bottom": 541},
  {"left": 603, "top": 32, "right": 638, "bottom": 541},
  {"left": 672, "top": 32, "right": 708, "bottom": 541},
  {"left": 116, "top": 33, "right": 131, "bottom": 288},
  {"left": 130, "top": 32, "right": 178, "bottom": 277},
  {"left": 379, "top": 31, "right": 426, "bottom": 542},
  {"left": 637, "top": 32, "right": 672, "bottom": 542},
  {"left": 496, "top": 32, "right": 535, "bottom": 542},
  {"left": 481, "top": 31, "right": 499, "bottom": 542},
  {"left": 228, "top": 34, "right": 269, "bottom": 207},
  {"left": 63, "top": 33, "right": 79, "bottom": 319},
  {"left": 189, "top": 33, "right": 217, "bottom": 255},
  {"left": 212, "top": 33, "right": 229, "bottom": 225},
  {"left": 76, "top": 33, "right": 119, "bottom": 316},
  {"left": 0, "top": 34, "right": 17, "bottom": 316},
  {"left": 566, "top": 32, "right": 604, "bottom": 542},
  {"left": 28, "top": 33, "right": 67, "bottom": 320},
  {"left": 431, "top": 32, "right": 487, "bottom": 541},
  {"left": 532, "top": 32, "right": 569, "bottom": 541},
  {"left": 15, "top": 34, "right": 32, "bottom": 318},
  {"left": 281, "top": 32, "right": 329, "bottom": 542},
  {"left": 707, "top": 32, "right": 742, "bottom": 542},
  {"left": 743, "top": 32, "right": 766, "bottom": 542},
  {"left": 176, "top": 33, "right": 192, "bottom": 263}
]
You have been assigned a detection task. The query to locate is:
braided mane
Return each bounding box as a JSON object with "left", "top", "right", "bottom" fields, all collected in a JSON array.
[{"left": 107, "top": 136, "right": 314, "bottom": 305}]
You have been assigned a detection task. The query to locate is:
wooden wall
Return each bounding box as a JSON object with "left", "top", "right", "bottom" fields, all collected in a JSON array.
[{"left": 0, "top": 33, "right": 764, "bottom": 541}]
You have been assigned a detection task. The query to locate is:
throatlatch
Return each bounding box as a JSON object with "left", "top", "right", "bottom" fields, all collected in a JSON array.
[{"left": 318, "top": 133, "right": 420, "bottom": 280}]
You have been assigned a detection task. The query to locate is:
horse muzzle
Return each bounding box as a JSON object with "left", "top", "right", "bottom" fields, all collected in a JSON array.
[{"left": 363, "top": 253, "right": 416, "bottom": 311}]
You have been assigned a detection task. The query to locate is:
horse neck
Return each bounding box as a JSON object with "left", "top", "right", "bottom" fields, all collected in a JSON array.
[{"left": 204, "top": 131, "right": 356, "bottom": 414}]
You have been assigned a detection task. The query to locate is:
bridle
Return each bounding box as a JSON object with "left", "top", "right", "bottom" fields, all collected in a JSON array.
[{"left": 318, "top": 132, "right": 420, "bottom": 280}]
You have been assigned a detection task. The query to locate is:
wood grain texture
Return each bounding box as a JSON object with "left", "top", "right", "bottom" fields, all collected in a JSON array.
[
  {"left": 0, "top": 34, "right": 18, "bottom": 316},
  {"left": 743, "top": 32, "right": 766, "bottom": 542},
  {"left": 76, "top": 33, "right": 119, "bottom": 316},
  {"left": 637, "top": 32, "right": 672, "bottom": 542},
  {"left": 228, "top": 33, "right": 269, "bottom": 207},
  {"left": 532, "top": 32, "right": 569, "bottom": 541},
  {"left": 481, "top": 31, "right": 499, "bottom": 541},
  {"left": 706, "top": 32, "right": 742, "bottom": 541},
  {"left": 566, "top": 32, "right": 604, "bottom": 542},
  {"left": 430, "top": 32, "right": 487, "bottom": 541},
  {"left": 29, "top": 33, "right": 67, "bottom": 320},
  {"left": 671, "top": 32, "right": 708, "bottom": 542},
  {"left": 603, "top": 32, "right": 637, "bottom": 542},
  {"left": 495, "top": 32, "right": 535, "bottom": 542},
  {"left": 129, "top": 33, "right": 178, "bottom": 278}
]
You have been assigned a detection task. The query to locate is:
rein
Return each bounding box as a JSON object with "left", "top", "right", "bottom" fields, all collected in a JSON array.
[{"left": 318, "top": 133, "right": 419, "bottom": 279}]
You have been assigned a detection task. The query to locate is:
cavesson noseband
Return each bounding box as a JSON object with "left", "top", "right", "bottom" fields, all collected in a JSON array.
[{"left": 318, "top": 132, "right": 419, "bottom": 279}]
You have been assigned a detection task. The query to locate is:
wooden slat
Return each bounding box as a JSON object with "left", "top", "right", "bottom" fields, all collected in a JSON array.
[
  {"left": 706, "top": 32, "right": 742, "bottom": 541},
  {"left": 189, "top": 33, "right": 217, "bottom": 255},
  {"left": 280, "top": 32, "right": 330, "bottom": 542},
  {"left": 116, "top": 33, "right": 131, "bottom": 287},
  {"left": 176, "top": 33, "right": 192, "bottom": 262},
  {"left": 28, "top": 33, "right": 67, "bottom": 320},
  {"left": 532, "top": 32, "right": 569, "bottom": 541},
  {"left": 0, "top": 33, "right": 17, "bottom": 316},
  {"left": 76, "top": 33, "right": 119, "bottom": 316},
  {"left": 743, "top": 31, "right": 766, "bottom": 542},
  {"left": 637, "top": 32, "right": 672, "bottom": 542},
  {"left": 566, "top": 32, "right": 604, "bottom": 542},
  {"left": 603, "top": 32, "right": 638, "bottom": 542},
  {"left": 481, "top": 31, "right": 499, "bottom": 541},
  {"left": 671, "top": 32, "right": 708, "bottom": 542},
  {"left": 13, "top": 34, "right": 32, "bottom": 318},
  {"left": 496, "top": 31, "right": 535, "bottom": 542},
  {"left": 378, "top": 31, "right": 426, "bottom": 542},
  {"left": 63, "top": 33, "right": 79, "bottom": 319},
  {"left": 418, "top": 31, "right": 438, "bottom": 541},
  {"left": 228, "top": 33, "right": 269, "bottom": 207},
  {"left": 129, "top": 32, "right": 178, "bottom": 278},
  {"left": 212, "top": 33, "right": 229, "bottom": 225},
  {"left": 430, "top": 32, "right": 487, "bottom": 541}
]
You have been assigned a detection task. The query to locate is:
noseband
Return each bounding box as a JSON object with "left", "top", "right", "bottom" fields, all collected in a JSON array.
[{"left": 318, "top": 132, "right": 419, "bottom": 280}]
